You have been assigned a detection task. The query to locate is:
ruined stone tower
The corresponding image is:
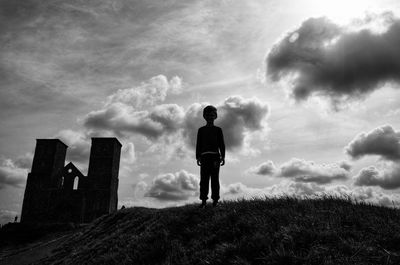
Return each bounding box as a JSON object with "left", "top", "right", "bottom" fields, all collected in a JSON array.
[
  {"left": 21, "top": 139, "right": 67, "bottom": 223},
  {"left": 84, "top": 138, "right": 121, "bottom": 222},
  {"left": 21, "top": 138, "right": 122, "bottom": 224}
]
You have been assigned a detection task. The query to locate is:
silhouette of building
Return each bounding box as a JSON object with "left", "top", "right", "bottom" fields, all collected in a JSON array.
[{"left": 21, "top": 138, "right": 122, "bottom": 224}]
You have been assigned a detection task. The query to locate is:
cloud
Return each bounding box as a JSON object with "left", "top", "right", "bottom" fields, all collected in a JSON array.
[
  {"left": 248, "top": 158, "right": 350, "bottom": 184},
  {"left": 220, "top": 180, "right": 400, "bottom": 208},
  {"left": 14, "top": 153, "right": 33, "bottom": 169},
  {"left": 82, "top": 75, "right": 186, "bottom": 139},
  {"left": 56, "top": 130, "right": 136, "bottom": 176},
  {"left": 277, "top": 158, "right": 350, "bottom": 184},
  {"left": 145, "top": 170, "right": 199, "bottom": 201},
  {"left": 345, "top": 125, "right": 400, "bottom": 161},
  {"left": 56, "top": 130, "right": 91, "bottom": 163},
  {"left": 131, "top": 170, "right": 400, "bottom": 208},
  {"left": 266, "top": 14, "right": 400, "bottom": 105},
  {"left": 183, "top": 95, "right": 269, "bottom": 151},
  {"left": 84, "top": 93, "right": 269, "bottom": 156},
  {"left": 247, "top": 160, "right": 276, "bottom": 176},
  {"left": 221, "top": 181, "right": 327, "bottom": 199},
  {"left": 107, "top": 75, "right": 182, "bottom": 107},
  {"left": 132, "top": 181, "right": 148, "bottom": 198},
  {"left": 335, "top": 185, "right": 400, "bottom": 208},
  {"left": 0, "top": 209, "right": 18, "bottom": 225},
  {"left": 339, "top": 161, "right": 352, "bottom": 171},
  {"left": 0, "top": 158, "right": 27, "bottom": 189},
  {"left": 285, "top": 181, "right": 326, "bottom": 196},
  {"left": 353, "top": 163, "right": 400, "bottom": 190},
  {"left": 83, "top": 103, "right": 185, "bottom": 139},
  {"left": 223, "top": 182, "right": 248, "bottom": 195}
]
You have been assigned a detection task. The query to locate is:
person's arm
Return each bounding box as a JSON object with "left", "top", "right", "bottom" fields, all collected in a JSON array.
[
  {"left": 196, "top": 128, "right": 201, "bottom": 166},
  {"left": 218, "top": 128, "right": 225, "bottom": 166}
]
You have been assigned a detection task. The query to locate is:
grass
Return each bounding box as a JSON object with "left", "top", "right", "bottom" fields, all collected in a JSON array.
[{"left": 27, "top": 196, "right": 400, "bottom": 264}]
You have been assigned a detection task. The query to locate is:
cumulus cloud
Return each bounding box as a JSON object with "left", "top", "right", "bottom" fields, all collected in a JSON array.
[
  {"left": 0, "top": 158, "right": 27, "bottom": 189},
  {"left": 248, "top": 158, "right": 350, "bottom": 184},
  {"left": 266, "top": 14, "right": 400, "bottom": 105},
  {"left": 14, "top": 153, "right": 33, "bottom": 169},
  {"left": 0, "top": 209, "right": 18, "bottom": 225},
  {"left": 335, "top": 185, "right": 400, "bottom": 208},
  {"left": 132, "top": 168, "right": 400, "bottom": 208},
  {"left": 83, "top": 75, "right": 185, "bottom": 139},
  {"left": 223, "top": 182, "right": 253, "bottom": 195},
  {"left": 83, "top": 103, "right": 185, "bottom": 139},
  {"left": 354, "top": 163, "right": 400, "bottom": 190},
  {"left": 247, "top": 160, "right": 276, "bottom": 176},
  {"left": 220, "top": 180, "right": 400, "bottom": 208},
  {"left": 107, "top": 75, "right": 183, "bottom": 108},
  {"left": 285, "top": 181, "right": 326, "bottom": 196},
  {"left": 84, "top": 94, "right": 269, "bottom": 155},
  {"left": 221, "top": 181, "right": 325, "bottom": 198},
  {"left": 183, "top": 95, "right": 269, "bottom": 151},
  {"left": 56, "top": 130, "right": 91, "bottom": 163},
  {"left": 339, "top": 161, "right": 352, "bottom": 171},
  {"left": 278, "top": 158, "right": 350, "bottom": 184},
  {"left": 345, "top": 125, "right": 400, "bottom": 161},
  {"left": 132, "top": 181, "right": 148, "bottom": 197},
  {"left": 145, "top": 170, "right": 199, "bottom": 201}
]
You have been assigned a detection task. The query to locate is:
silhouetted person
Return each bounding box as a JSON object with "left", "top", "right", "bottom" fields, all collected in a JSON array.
[
  {"left": 14, "top": 215, "right": 18, "bottom": 223},
  {"left": 196, "top": 105, "right": 225, "bottom": 208}
]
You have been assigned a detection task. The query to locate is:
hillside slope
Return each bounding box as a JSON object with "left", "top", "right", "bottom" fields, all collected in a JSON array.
[{"left": 19, "top": 197, "right": 400, "bottom": 264}]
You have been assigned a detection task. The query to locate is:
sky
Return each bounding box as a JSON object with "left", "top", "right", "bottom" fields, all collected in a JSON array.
[{"left": 1, "top": 0, "right": 400, "bottom": 224}]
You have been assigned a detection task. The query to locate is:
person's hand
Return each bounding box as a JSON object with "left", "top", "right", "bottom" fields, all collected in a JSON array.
[
  {"left": 220, "top": 158, "right": 225, "bottom": 166},
  {"left": 197, "top": 159, "right": 201, "bottom": 166}
]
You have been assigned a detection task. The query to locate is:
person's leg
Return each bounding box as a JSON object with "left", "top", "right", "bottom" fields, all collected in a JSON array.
[
  {"left": 199, "top": 157, "right": 211, "bottom": 204},
  {"left": 210, "top": 156, "right": 220, "bottom": 205}
]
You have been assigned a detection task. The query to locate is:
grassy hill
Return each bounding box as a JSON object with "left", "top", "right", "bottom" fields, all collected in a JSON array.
[{"left": 5, "top": 196, "right": 400, "bottom": 264}]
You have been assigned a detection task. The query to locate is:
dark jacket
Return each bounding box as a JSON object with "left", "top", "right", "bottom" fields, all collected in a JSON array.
[{"left": 196, "top": 125, "right": 225, "bottom": 160}]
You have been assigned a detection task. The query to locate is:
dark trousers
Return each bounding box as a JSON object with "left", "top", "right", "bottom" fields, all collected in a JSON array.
[{"left": 200, "top": 154, "right": 220, "bottom": 201}]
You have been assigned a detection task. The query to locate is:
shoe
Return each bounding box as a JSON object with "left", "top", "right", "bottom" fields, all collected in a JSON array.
[
  {"left": 199, "top": 201, "right": 206, "bottom": 208},
  {"left": 212, "top": 200, "right": 218, "bottom": 207}
]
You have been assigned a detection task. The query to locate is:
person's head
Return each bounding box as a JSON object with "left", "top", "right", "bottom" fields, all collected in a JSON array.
[{"left": 203, "top": 105, "right": 217, "bottom": 123}]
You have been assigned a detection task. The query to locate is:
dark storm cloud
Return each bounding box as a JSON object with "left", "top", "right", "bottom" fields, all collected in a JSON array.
[
  {"left": 266, "top": 15, "right": 400, "bottom": 104},
  {"left": 83, "top": 103, "right": 185, "bottom": 139},
  {"left": 354, "top": 164, "right": 400, "bottom": 190},
  {"left": 145, "top": 170, "right": 199, "bottom": 201},
  {"left": 247, "top": 160, "right": 276, "bottom": 176},
  {"left": 345, "top": 125, "right": 400, "bottom": 161},
  {"left": 183, "top": 96, "right": 269, "bottom": 150},
  {"left": 278, "top": 158, "right": 349, "bottom": 184},
  {"left": 0, "top": 158, "right": 27, "bottom": 189}
]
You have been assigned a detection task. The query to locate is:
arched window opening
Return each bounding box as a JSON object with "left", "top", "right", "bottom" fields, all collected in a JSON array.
[
  {"left": 73, "top": 176, "right": 79, "bottom": 190},
  {"left": 60, "top": 176, "right": 64, "bottom": 188}
]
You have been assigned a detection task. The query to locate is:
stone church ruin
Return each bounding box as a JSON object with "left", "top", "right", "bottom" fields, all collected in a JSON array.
[{"left": 21, "top": 138, "right": 122, "bottom": 224}]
